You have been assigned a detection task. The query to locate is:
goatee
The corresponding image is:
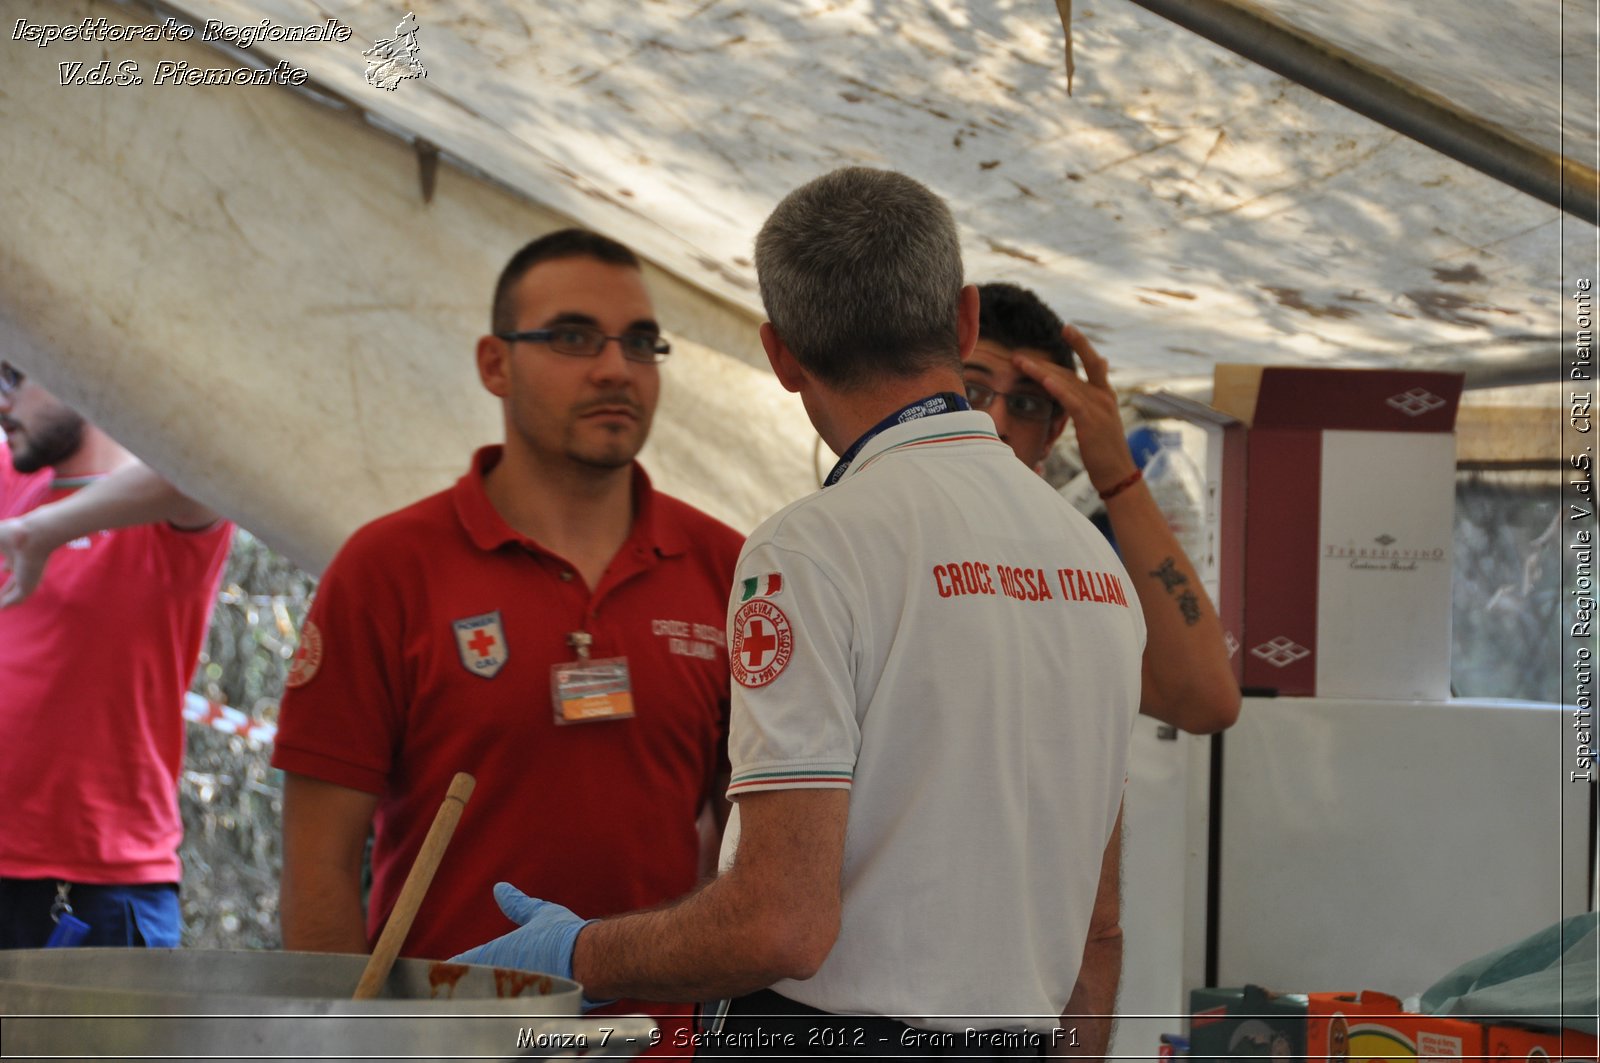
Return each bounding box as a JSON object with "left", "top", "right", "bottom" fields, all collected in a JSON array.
[{"left": 9, "top": 411, "right": 86, "bottom": 474}]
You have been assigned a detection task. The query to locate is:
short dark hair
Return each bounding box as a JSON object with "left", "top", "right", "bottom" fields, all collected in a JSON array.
[
  {"left": 755, "top": 167, "right": 965, "bottom": 389},
  {"left": 491, "top": 228, "right": 641, "bottom": 333},
  {"left": 976, "top": 283, "right": 1076, "bottom": 370}
]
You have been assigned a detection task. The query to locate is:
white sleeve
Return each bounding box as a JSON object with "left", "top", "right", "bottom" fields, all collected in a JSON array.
[{"left": 725, "top": 539, "right": 858, "bottom": 798}]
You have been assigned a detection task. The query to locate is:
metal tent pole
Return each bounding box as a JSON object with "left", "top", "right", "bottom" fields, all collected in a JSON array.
[{"left": 1118, "top": 0, "right": 1600, "bottom": 226}]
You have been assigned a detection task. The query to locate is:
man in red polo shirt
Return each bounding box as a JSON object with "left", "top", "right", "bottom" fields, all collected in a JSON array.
[
  {"left": 273, "top": 229, "right": 743, "bottom": 1042},
  {"left": 0, "top": 362, "right": 232, "bottom": 949}
]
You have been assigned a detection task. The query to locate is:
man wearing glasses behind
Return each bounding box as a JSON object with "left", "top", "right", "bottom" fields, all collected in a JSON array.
[
  {"left": 272, "top": 229, "right": 743, "bottom": 1048},
  {"left": 965, "top": 283, "right": 1238, "bottom": 737},
  {"left": 0, "top": 362, "right": 233, "bottom": 949},
  {"left": 959, "top": 284, "right": 1240, "bottom": 1047}
]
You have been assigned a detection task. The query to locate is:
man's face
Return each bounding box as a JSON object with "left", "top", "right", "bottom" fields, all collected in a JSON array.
[
  {"left": 492, "top": 257, "right": 661, "bottom": 472},
  {"left": 0, "top": 364, "right": 86, "bottom": 474},
  {"left": 962, "top": 342, "right": 1067, "bottom": 470}
]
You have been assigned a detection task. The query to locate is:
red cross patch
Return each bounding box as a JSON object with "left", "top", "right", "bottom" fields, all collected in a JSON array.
[
  {"left": 730, "top": 598, "right": 794, "bottom": 688},
  {"left": 453, "top": 611, "right": 508, "bottom": 679},
  {"left": 285, "top": 619, "right": 323, "bottom": 689}
]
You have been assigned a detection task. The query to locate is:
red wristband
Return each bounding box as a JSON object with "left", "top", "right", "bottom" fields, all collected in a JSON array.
[{"left": 1097, "top": 468, "right": 1143, "bottom": 501}]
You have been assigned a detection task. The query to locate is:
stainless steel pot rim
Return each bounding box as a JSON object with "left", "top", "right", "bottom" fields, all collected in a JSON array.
[{"left": 0, "top": 948, "right": 583, "bottom": 1015}]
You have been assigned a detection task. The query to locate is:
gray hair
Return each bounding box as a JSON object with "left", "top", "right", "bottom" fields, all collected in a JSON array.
[{"left": 754, "top": 167, "right": 965, "bottom": 389}]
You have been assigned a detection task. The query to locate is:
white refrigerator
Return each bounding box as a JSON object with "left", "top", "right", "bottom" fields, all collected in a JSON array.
[{"left": 1110, "top": 697, "right": 1595, "bottom": 1060}]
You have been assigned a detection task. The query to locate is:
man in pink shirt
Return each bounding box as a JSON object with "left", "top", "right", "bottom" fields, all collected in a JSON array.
[{"left": 0, "top": 360, "right": 232, "bottom": 948}]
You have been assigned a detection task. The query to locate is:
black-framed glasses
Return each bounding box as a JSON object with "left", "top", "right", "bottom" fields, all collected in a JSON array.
[
  {"left": 496, "top": 325, "right": 671, "bottom": 364},
  {"left": 964, "top": 380, "right": 1058, "bottom": 423},
  {"left": 0, "top": 362, "right": 23, "bottom": 399}
]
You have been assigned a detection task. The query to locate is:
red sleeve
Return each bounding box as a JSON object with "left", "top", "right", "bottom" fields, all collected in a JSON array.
[
  {"left": 712, "top": 522, "right": 744, "bottom": 786},
  {"left": 151, "top": 516, "right": 234, "bottom": 560},
  {"left": 271, "top": 524, "right": 408, "bottom": 796}
]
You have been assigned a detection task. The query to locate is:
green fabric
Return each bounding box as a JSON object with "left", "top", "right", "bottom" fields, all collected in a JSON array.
[{"left": 1420, "top": 912, "right": 1598, "bottom": 1034}]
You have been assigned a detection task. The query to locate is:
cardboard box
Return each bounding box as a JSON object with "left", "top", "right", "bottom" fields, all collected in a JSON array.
[
  {"left": 1188, "top": 984, "right": 1312, "bottom": 1061},
  {"left": 1306, "top": 990, "right": 1486, "bottom": 1062},
  {"left": 1145, "top": 366, "right": 1463, "bottom": 699},
  {"left": 1486, "top": 1024, "right": 1599, "bottom": 1062}
]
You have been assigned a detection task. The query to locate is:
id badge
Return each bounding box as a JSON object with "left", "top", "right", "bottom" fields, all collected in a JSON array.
[{"left": 551, "top": 656, "right": 635, "bottom": 725}]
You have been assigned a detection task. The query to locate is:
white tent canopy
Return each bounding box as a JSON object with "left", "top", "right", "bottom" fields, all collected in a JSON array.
[
  {"left": 1, "top": 0, "right": 1591, "bottom": 569},
  {"left": 1123, "top": 0, "right": 1598, "bottom": 223}
]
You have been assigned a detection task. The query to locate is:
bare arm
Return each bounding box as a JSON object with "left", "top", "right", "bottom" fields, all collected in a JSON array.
[
  {"left": 1103, "top": 484, "right": 1238, "bottom": 732},
  {"left": 1016, "top": 329, "right": 1239, "bottom": 733},
  {"left": 572, "top": 787, "right": 847, "bottom": 1002},
  {"left": 1056, "top": 804, "right": 1124, "bottom": 1060},
  {"left": 0, "top": 459, "right": 221, "bottom": 607},
  {"left": 697, "top": 772, "right": 733, "bottom": 882},
  {"left": 280, "top": 772, "right": 379, "bottom": 954}
]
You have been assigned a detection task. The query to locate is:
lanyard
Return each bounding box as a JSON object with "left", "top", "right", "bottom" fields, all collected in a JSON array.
[{"left": 823, "top": 392, "right": 970, "bottom": 487}]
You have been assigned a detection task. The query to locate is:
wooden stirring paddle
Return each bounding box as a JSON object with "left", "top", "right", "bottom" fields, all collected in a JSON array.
[{"left": 353, "top": 771, "right": 476, "bottom": 999}]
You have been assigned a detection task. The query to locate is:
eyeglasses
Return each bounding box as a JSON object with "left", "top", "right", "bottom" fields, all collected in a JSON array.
[
  {"left": 964, "top": 380, "right": 1058, "bottom": 423},
  {"left": 496, "top": 325, "right": 671, "bottom": 364},
  {"left": 0, "top": 363, "right": 23, "bottom": 398}
]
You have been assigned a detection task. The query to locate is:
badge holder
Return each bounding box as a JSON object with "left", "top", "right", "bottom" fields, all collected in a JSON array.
[
  {"left": 551, "top": 632, "right": 635, "bottom": 725},
  {"left": 45, "top": 882, "right": 90, "bottom": 948}
]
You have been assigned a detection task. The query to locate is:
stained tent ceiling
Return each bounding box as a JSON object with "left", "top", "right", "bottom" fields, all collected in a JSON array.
[
  {"left": 164, "top": 0, "right": 1592, "bottom": 389},
  {"left": 2, "top": 0, "right": 1593, "bottom": 566},
  {"left": 1224, "top": 0, "right": 1598, "bottom": 171}
]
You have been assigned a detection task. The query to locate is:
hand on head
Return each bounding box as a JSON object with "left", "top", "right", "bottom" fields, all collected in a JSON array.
[{"left": 1010, "top": 325, "right": 1139, "bottom": 493}]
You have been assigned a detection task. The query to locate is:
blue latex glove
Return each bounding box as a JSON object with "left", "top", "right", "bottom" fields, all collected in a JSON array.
[{"left": 451, "top": 882, "right": 587, "bottom": 981}]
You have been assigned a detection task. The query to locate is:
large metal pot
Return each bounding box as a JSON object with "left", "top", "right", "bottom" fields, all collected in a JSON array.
[{"left": 0, "top": 949, "right": 654, "bottom": 1061}]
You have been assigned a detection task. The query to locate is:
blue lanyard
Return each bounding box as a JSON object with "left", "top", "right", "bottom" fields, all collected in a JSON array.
[{"left": 823, "top": 392, "right": 970, "bottom": 487}]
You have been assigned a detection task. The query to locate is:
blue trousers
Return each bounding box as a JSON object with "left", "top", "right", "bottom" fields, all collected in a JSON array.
[{"left": 0, "top": 878, "right": 181, "bottom": 949}]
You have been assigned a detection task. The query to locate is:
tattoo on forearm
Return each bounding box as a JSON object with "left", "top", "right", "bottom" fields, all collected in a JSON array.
[
  {"left": 1150, "top": 557, "right": 1202, "bottom": 626},
  {"left": 1177, "top": 591, "right": 1201, "bottom": 626},
  {"left": 1149, "top": 557, "right": 1188, "bottom": 592}
]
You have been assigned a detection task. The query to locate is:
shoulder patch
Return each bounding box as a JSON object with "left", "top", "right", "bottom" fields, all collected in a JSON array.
[
  {"left": 285, "top": 619, "right": 323, "bottom": 689},
  {"left": 738, "top": 572, "right": 784, "bottom": 601},
  {"left": 730, "top": 598, "right": 794, "bottom": 688},
  {"left": 453, "top": 611, "right": 508, "bottom": 679}
]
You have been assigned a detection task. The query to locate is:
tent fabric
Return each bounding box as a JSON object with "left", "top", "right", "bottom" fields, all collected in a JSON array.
[
  {"left": 1122, "top": 0, "right": 1598, "bottom": 225},
  {"left": 2, "top": 0, "right": 1591, "bottom": 569},
  {"left": 158, "top": 0, "right": 1586, "bottom": 384},
  {"left": 1243, "top": 0, "right": 1597, "bottom": 169}
]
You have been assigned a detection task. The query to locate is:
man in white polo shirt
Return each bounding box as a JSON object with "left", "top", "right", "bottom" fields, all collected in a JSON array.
[{"left": 454, "top": 167, "right": 1145, "bottom": 1057}]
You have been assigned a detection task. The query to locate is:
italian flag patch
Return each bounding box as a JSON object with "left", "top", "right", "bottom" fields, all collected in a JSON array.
[{"left": 739, "top": 572, "right": 783, "bottom": 601}]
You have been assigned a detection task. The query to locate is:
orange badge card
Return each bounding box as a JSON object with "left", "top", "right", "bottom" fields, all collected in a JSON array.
[{"left": 550, "top": 657, "right": 635, "bottom": 724}]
